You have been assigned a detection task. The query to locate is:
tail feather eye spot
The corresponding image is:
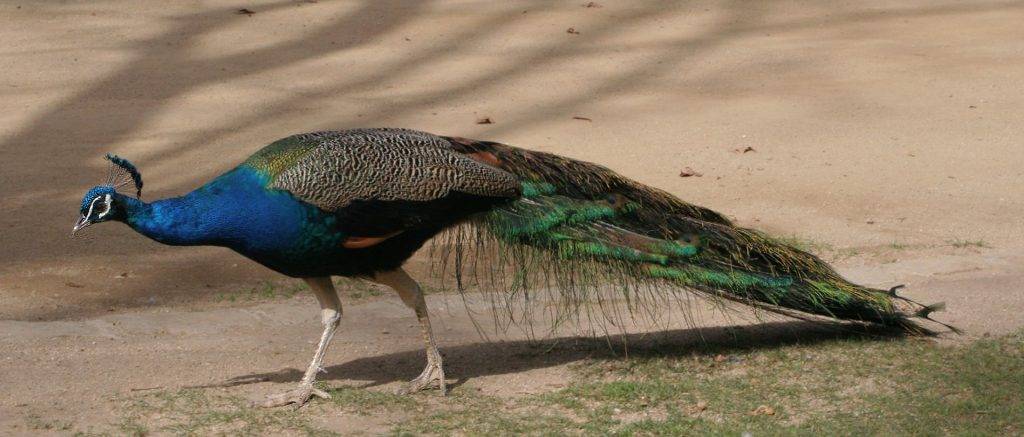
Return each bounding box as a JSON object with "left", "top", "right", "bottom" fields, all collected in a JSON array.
[{"left": 604, "top": 193, "right": 629, "bottom": 208}]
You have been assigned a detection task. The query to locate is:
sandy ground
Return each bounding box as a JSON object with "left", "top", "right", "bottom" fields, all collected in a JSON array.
[{"left": 1, "top": 0, "right": 1023, "bottom": 433}]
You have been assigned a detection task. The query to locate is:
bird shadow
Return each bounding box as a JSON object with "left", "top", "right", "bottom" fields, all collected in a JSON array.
[{"left": 200, "top": 320, "right": 907, "bottom": 392}]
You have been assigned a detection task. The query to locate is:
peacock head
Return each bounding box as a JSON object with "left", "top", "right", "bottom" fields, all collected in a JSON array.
[{"left": 72, "top": 154, "right": 143, "bottom": 236}]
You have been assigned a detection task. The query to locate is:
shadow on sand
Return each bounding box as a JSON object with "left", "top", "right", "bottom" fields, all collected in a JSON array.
[{"left": 202, "top": 320, "right": 905, "bottom": 392}]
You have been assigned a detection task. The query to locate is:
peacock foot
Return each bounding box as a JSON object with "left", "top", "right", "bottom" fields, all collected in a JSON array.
[
  {"left": 259, "top": 383, "right": 331, "bottom": 408},
  {"left": 397, "top": 360, "right": 446, "bottom": 395}
]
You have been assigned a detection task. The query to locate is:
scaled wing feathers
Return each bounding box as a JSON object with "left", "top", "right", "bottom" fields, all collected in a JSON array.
[{"left": 257, "top": 129, "right": 520, "bottom": 211}]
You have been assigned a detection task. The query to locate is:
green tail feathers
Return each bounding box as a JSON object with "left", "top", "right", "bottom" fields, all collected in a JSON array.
[
  {"left": 470, "top": 179, "right": 940, "bottom": 334},
  {"left": 441, "top": 139, "right": 946, "bottom": 334}
]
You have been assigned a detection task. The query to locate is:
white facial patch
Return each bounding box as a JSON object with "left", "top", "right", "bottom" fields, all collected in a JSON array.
[
  {"left": 86, "top": 194, "right": 112, "bottom": 220},
  {"left": 96, "top": 194, "right": 112, "bottom": 219}
]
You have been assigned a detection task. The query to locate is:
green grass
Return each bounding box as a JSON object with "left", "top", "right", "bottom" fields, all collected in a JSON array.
[
  {"left": 393, "top": 331, "right": 1024, "bottom": 436},
  {"left": 212, "top": 278, "right": 395, "bottom": 303},
  {"left": 62, "top": 330, "right": 1024, "bottom": 436},
  {"left": 24, "top": 414, "right": 73, "bottom": 432},
  {"left": 215, "top": 280, "right": 305, "bottom": 303},
  {"left": 947, "top": 239, "right": 992, "bottom": 249},
  {"left": 888, "top": 240, "right": 910, "bottom": 250},
  {"left": 115, "top": 388, "right": 337, "bottom": 436},
  {"left": 326, "top": 384, "right": 416, "bottom": 412},
  {"left": 336, "top": 278, "right": 386, "bottom": 299},
  {"left": 390, "top": 390, "right": 579, "bottom": 435}
]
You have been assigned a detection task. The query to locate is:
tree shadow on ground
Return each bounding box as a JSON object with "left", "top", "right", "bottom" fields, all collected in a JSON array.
[{"left": 4, "top": 0, "right": 1020, "bottom": 319}]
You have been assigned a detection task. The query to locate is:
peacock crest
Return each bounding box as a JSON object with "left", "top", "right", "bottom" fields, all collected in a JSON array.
[{"left": 103, "top": 153, "right": 143, "bottom": 198}]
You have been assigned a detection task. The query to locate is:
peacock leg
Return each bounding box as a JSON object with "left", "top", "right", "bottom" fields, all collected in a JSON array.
[
  {"left": 261, "top": 276, "right": 341, "bottom": 408},
  {"left": 371, "top": 269, "right": 447, "bottom": 395}
]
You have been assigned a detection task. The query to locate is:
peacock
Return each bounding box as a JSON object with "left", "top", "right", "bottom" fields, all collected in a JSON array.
[{"left": 72, "top": 128, "right": 948, "bottom": 407}]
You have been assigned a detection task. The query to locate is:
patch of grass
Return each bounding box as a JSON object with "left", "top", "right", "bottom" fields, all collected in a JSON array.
[
  {"left": 528, "top": 332, "right": 1024, "bottom": 435},
  {"left": 105, "top": 384, "right": 416, "bottom": 435},
  {"left": 216, "top": 281, "right": 305, "bottom": 303},
  {"left": 115, "top": 388, "right": 336, "bottom": 436},
  {"left": 102, "top": 332, "right": 1024, "bottom": 436},
  {"left": 948, "top": 238, "right": 992, "bottom": 249},
  {"left": 115, "top": 416, "right": 148, "bottom": 436},
  {"left": 25, "top": 414, "right": 73, "bottom": 432},
  {"left": 832, "top": 246, "right": 863, "bottom": 260},
  {"left": 394, "top": 331, "right": 1023, "bottom": 435},
  {"left": 336, "top": 278, "right": 386, "bottom": 299},
  {"left": 420, "top": 284, "right": 445, "bottom": 295},
  {"left": 326, "top": 384, "right": 416, "bottom": 413},
  {"left": 390, "top": 390, "right": 578, "bottom": 435},
  {"left": 888, "top": 240, "right": 910, "bottom": 250}
]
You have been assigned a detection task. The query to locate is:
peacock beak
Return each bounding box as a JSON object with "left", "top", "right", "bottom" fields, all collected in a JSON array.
[{"left": 71, "top": 215, "right": 91, "bottom": 237}]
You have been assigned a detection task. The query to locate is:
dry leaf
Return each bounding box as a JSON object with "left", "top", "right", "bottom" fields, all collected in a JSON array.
[
  {"left": 572, "top": 116, "right": 592, "bottom": 121},
  {"left": 686, "top": 400, "right": 709, "bottom": 415},
  {"left": 476, "top": 117, "right": 493, "bottom": 124},
  {"left": 567, "top": 27, "right": 580, "bottom": 35},
  {"left": 237, "top": 8, "right": 255, "bottom": 15},
  {"left": 679, "top": 167, "right": 703, "bottom": 177}
]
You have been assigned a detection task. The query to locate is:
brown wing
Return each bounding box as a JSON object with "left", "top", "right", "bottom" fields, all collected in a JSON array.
[{"left": 254, "top": 128, "right": 520, "bottom": 212}]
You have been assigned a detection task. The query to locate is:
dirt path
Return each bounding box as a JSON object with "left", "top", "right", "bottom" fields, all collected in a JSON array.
[{"left": 1, "top": 0, "right": 1022, "bottom": 434}]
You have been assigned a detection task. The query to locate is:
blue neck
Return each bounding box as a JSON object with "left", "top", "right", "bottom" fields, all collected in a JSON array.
[
  {"left": 118, "top": 167, "right": 313, "bottom": 253},
  {"left": 123, "top": 194, "right": 223, "bottom": 246}
]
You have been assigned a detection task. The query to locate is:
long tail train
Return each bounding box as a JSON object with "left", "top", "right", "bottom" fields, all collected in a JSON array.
[{"left": 444, "top": 137, "right": 954, "bottom": 335}]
